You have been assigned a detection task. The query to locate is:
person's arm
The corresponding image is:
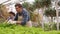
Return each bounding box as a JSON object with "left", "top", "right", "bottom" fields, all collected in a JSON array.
[
  {"left": 21, "top": 12, "right": 30, "bottom": 25},
  {"left": 7, "top": 19, "right": 17, "bottom": 24}
]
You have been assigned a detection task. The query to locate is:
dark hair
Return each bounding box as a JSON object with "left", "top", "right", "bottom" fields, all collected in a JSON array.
[
  {"left": 15, "top": 3, "right": 22, "bottom": 8},
  {"left": 9, "top": 12, "right": 15, "bottom": 16}
]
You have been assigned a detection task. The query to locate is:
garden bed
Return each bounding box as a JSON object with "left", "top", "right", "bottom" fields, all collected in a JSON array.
[{"left": 0, "top": 23, "right": 60, "bottom": 34}]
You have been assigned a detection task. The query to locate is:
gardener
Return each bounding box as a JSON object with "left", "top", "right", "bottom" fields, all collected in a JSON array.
[
  {"left": 14, "top": 3, "right": 32, "bottom": 27},
  {"left": 7, "top": 12, "right": 17, "bottom": 24}
]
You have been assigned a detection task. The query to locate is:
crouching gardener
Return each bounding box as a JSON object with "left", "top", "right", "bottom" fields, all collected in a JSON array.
[
  {"left": 14, "top": 3, "right": 32, "bottom": 26},
  {"left": 7, "top": 12, "right": 17, "bottom": 24}
]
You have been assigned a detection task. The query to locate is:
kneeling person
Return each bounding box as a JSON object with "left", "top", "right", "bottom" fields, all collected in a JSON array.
[
  {"left": 14, "top": 3, "right": 32, "bottom": 26},
  {"left": 7, "top": 12, "right": 16, "bottom": 24}
]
